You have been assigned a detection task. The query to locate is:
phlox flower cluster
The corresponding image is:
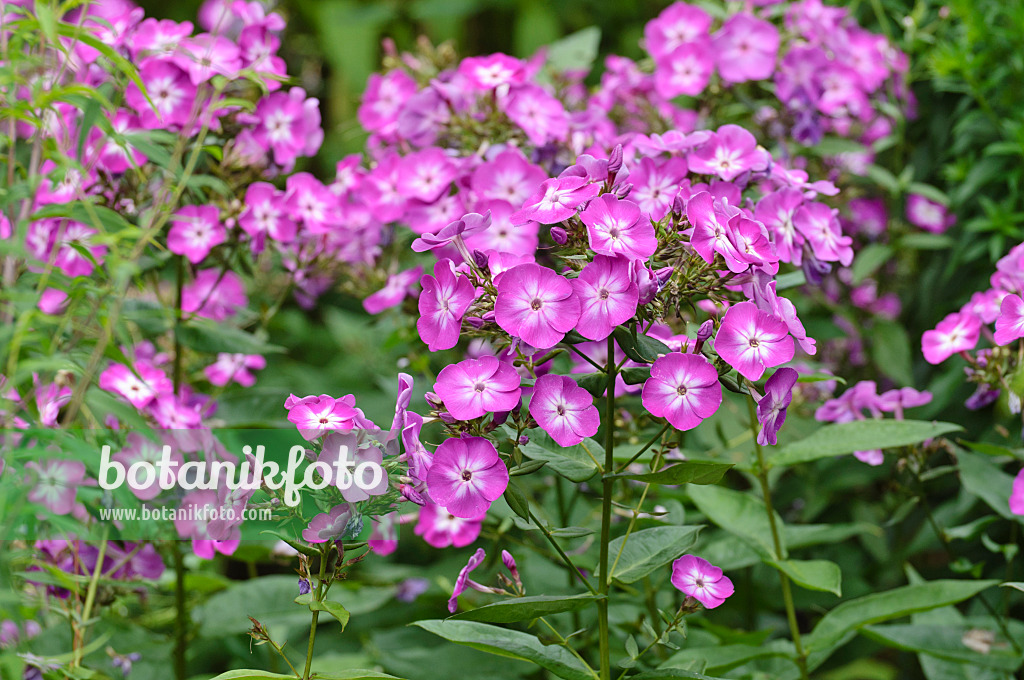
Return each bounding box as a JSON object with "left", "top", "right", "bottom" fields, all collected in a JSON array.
[{"left": 920, "top": 242, "right": 1024, "bottom": 427}]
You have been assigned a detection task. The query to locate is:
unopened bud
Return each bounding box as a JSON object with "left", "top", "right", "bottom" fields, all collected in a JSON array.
[
  {"left": 400, "top": 484, "right": 427, "bottom": 505},
  {"left": 550, "top": 226, "right": 568, "bottom": 244},
  {"left": 466, "top": 316, "right": 485, "bottom": 329},
  {"left": 518, "top": 434, "right": 530, "bottom": 446},
  {"left": 614, "top": 182, "right": 633, "bottom": 199},
  {"left": 473, "top": 249, "right": 489, "bottom": 268},
  {"left": 607, "top": 144, "right": 623, "bottom": 176},
  {"left": 694, "top": 319, "right": 714, "bottom": 354}
]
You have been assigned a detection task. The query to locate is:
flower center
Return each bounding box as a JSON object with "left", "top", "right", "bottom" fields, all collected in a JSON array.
[
  {"left": 556, "top": 404, "right": 565, "bottom": 415},
  {"left": 598, "top": 289, "right": 610, "bottom": 300},
  {"left": 474, "top": 382, "right": 486, "bottom": 393},
  {"left": 694, "top": 577, "right": 705, "bottom": 588},
  {"left": 676, "top": 385, "right": 688, "bottom": 396},
  {"left": 530, "top": 298, "right": 543, "bottom": 311},
  {"left": 319, "top": 417, "right": 329, "bottom": 424},
  {"left": 748, "top": 338, "right": 760, "bottom": 348},
  {"left": 461, "top": 469, "right": 473, "bottom": 481}
]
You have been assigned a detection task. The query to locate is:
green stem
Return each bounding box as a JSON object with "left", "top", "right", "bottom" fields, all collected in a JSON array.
[
  {"left": 528, "top": 508, "right": 598, "bottom": 595},
  {"left": 746, "top": 393, "right": 809, "bottom": 680},
  {"left": 613, "top": 422, "right": 671, "bottom": 474},
  {"left": 302, "top": 548, "right": 329, "bottom": 680},
  {"left": 597, "top": 335, "right": 617, "bottom": 680},
  {"left": 538, "top": 617, "right": 600, "bottom": 680},
  {"left": 173, "top": 544, "right": 188, "bottom": 680},
  {"left": 72, "top": 528, "right": 109, "bottom": 668}
]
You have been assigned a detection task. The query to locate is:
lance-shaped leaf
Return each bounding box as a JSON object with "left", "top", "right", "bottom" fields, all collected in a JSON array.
[
  {"left": 601, "top": 526, "right": 703, "bottom": 584},
  {"left": 608, "top": 461, "right": 733, "bottom": 486},
  {"left": 518, "top": 429, "right": 602, "bottom": 482},
  {"left": 770, "top": 420, "right": 961, "bottom": 468},
  {"left": 449, "top": 593, "right": 604, "bottom": 623}
]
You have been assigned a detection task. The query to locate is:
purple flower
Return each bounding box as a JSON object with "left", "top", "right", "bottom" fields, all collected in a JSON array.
[
  {"left": 204, "top": 353, "right": 266, "bottom": 387},
  {"left": 302, "top": 503, "right": 353, "bottom": 543},
  {"left": 642, "top": 353, "right": 722, "bottom": 431},
  {"left": 0, "top": 620, "right": 17, "bottom": 648},
  {"left": 181, "top": 270, "right": 247, "bottom": 321},
  {"left": 712, "top": 14, "right": 779, "bottom": 84},
  {"left": 495, "top": 263, "right": 581, "bottom": 349},
  {"left": 995, "top": 294, "right": 1024, "bottom": 346},
  {"left": 756, "top": 368, "right": 798, "bottom": 446},
  {"left": 529, "top": 374, "right": 600, "bottom": 447},
  {"left": 298, "top": 578, "right": 311, "bottom": 595},
  {"left": 654, "top": 40, "right": 713, "bottom": 98},
  {"left": 448, "top": 548, "right": 486, "bottom": 613},
  {"left": 417, "top": 260, "right": 477, "bottom": 351},
  {"left": 510, "top": 176, "right": 601, "bottom": 225},
  {"left": 1011, "top": 469, "right": 1024, "bottom": 516},
  {"left": 671, "top": 555, "right": 734, "bottom": 609},
  {"left": 644, "top": 3, "right": 712, "bottom": 60},
  {"left": 415, "top": 502, "right": 485, "bottom": 548},
  {"left": 906, "top": 194, "right": 954, "bottom": 233},
  {"left": 426, "top": 437, "right": 509, "bottom": 518},
  {"left": 922, "top": 312, "right": 981, "bottom": 365},
  {"left": 396, "top": 577, "right": 431, "bottom": 603},
  {"left": 502, "top": 84, "right": 569, "bottom": 146},
  {"left": 715, "top": 302, "right": 795, "bottom": 381},
  {"left": 434, "top": 356, "right": 522, "bottom": 421},
  {"left": 688, "top": 125, "right": 767, "bottom": 181},
  {"left": 286, "top": 394, "right": 359, "bottom": 440},
  {"left": 571, "top": 255, "right": 640, "bottom": 340},
  {"left": 364, "top": 266, "right": 423, "bottom": 315},
  {"left": 398, "top": 147, "right": 459, "bottom": 203},
  {"left": 579, "top": 194, "right": 657, "bottom": 261}
]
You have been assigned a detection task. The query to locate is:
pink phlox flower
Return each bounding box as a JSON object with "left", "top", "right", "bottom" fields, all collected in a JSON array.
[
  {"left": 434, "top": 356, "right": 522, "bottom": 421},
  {"left": 529, "top": 374, "right": 600, "bottom": 446},
  {"left": 642, "top": 352, "right": 723, "bottom": 430},
  {"left": 571, "top": 254, "right": 640, "bottom": 340},
  {"left": 671, "top": 554, "right": 734, "bottom": 608},
  {"left": 425, "top": 436, "right": 509, "bottom": 518},
  {"left": 494, "top": 263, "right": 581, "bottom": 349},
  {"left": 168, "top": 205, "right": 225, "bottom": 263},
  {"left": 715, "top": 301, "right": 795, "bottom": 380},
  {"left": 364, "top": 266, "right": 424, "bottom": 315}
]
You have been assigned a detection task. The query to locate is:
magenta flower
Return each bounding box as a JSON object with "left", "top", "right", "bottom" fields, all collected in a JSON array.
[
  {"left": 167, "top": 205, "right": 225, "bottom": 263},
  {"left": 571, "top": 255, "right": 640, "bottom": 340},
  {"left": 418, "top": 260, "right": 477, "bottom": 351},
  {"left": 239, "top": 182, "right": 296, "bottom": 249},
  {"left": 448, "top": 547, "right": 487, "bottom": 613},
  {"left": 459, "top": 53, "right": 525, "bottom": 90},
  {"left": 688, "top": 125, "right": 767, "bottom": 181},
  {"left": 655, "top": 40, "right": 713, "bottom": 98},
  {"left": 286, "top": 394, "right": 360, "bottom": 440},
  {"left": 713, "top": 13, "right": 779, "bottom": 84},
  {"left": 26, "top": 460, "right": 87, "bottom": 516},
  {"left": 510, "top": 176, "right": 601, "bottom": 225},
  {"left": 319, "top": 432, "right": 390, "bottom": 503},
  {"left": 495, "top": 263, "right": 581, "bottom": 349},
  {"left": 285, "top": 173, "right": 342, "bottom": 234},
  {"left": 642, "top": 353, "right": 722, "bottom": 431},
  {"left": 250, "top": 88, "right": 323, "bottom": 168},
  {"left": 411, "top": 213, "right": 490, "bottom": 255},
  {"left": 398, "top": 147, "right": 458, "bottom": 203},
  {"left": 1011, "top": 469, "right": 1024, "bottom": 516},
  {"left": 529, "top": 374, "right": 600, "bottom": 446},
  {"left": 630, "top": 156, "right": 688, "bottom": 222},
  {"left": 921, "top": 311, "right": 982, "bottom": 364},
  {"left": 204, "top": 353, "right": 266, "bottom": 387},
  {"left": 99, "top": 362, "right": 173, "bottom": 409},
  {"left": 364, "top": 266, "right": 423, "bottom": 315},
  {"left": 465, "top": 200, "right": 539, "bottom": 256},
  {"left": 471, "top": 149, "right": 547, "bottom": 206},
  {"left": 302, "top": 503, "right": 353, "bottom": 543},
  {"left": 794, "top": 202, "right": 854, "bottom": 266},
  {"left": 415, "top": 502, "right": 485, "bottom": 548},
  {"left": 182, "top": 270, "right": 247, "bottom": 321},
  {"left": 715, "top": 302, "right": 795, "bottom": 381},
  {"left": 435, "top": 356, "right": 521, "bottom": 421},
  {"left": 358, "top": 70, "right": 417, "bottom": 136},
  {"left": 426, "top": 436, "right": 509, "bottom": 518},
  {"left": 686, "top": 191, "right": 746, "bottom": 273},
  {"left": 756, "top": 368, "right": 798, "bottom": 446},
  {"left": 994, "top": 294, "right": 1024, "bottom": 346},
  {"left": 579, "top": 194, "right": 658, "bottom": 261},
  {"left": 502, "top": 84, "right": 569, "bottom": 146},
  {"left": 906, "top": 194, "right": 954, "bottom": 233},
  {"left": 127, "top": 59, "right": 196, "bottom": 129},
  {"left": 644, "top": 3, "right": 712, "bottom": 59},
  {"left": 671, "top": 555, "right": 734, "bottom": 609},
  {"left": 754, "top": 188, "right": 805, "bottom": 265}
]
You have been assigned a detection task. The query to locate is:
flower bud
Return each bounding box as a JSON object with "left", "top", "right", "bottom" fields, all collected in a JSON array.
[
  {"left": 298, "top": 578, "right": 311, "bottom": 596},
  {"left": 607, "top": 144, "right": 623, "bottom": 176},
  {"left": 614, "top": 182, "right": 633, "bottom": 199},
  {"left": 425, "top": 392, "right": 443, "bottom": 408},
  {"left": 518, "top": 434, "right": 530, "bottom": 446},
  {"left": 466, "top": 316, "right": 485, "bottom": 329},
  {"left": 549, "top": 226, "right": 568, "bottom": 244},
  {"left": 801, "top": 252, "right": 832, "bottom": 285},
  {"left": 400, "top": 484, "right": 427, "bottom": 506},
  {"left": 473, "top": 249, "right": 489, "bottom": 268},
  {"left": 672, "top": 192, "right": 686, "bottom": 216},
  {"left": 693, "top": 319, "right": 714, "bottom": 354}
]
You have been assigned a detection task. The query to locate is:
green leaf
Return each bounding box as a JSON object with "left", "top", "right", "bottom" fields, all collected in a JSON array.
[
  {"left": 869, "top": 320, "right": 913, "bottom": 386},
  {"left": 769, "top": 559, "right": 842, "bottom": 596},
  {"left": 315, "top": 674, "right": 404, "bottom": 680},
  {"left": 899, "top": 232, "right": 955, "bottom": 250},
  {"left": 688, "top": 485, "right": 783, "bottom": 559},
  {"left": 621, "top": 366, "right": 651, "bottom": 385},
  {"left": 770, "top": 420, "right": 962, "bottom": 468},
  {"left": 805, "top": 580, "right": 998, "bottom": 668},
  {"left": 519, "top": 429, "right": 602, "bottom": 482},
  {"left": 862, "top": 624, "right": 1021, "bottom": 671},
  {"left": 958, "top": 450, "right": 1024, "bottom": 522},
  {"left": 545, "top": 26, "right": 601, "bottom": 73},
  {"left": 450, "top": 594, "right": 603, "bottom": 623},
  {"left": 603, "top": 526, "right": 703, "bottom": 584},
  {"left": 175, "top": 319, "right": 284, "bottom": 355},
  {"left": 296, "top": 594, "right": 351, "bottom": 629},
  {"left": 503, "top": 480, "right": 530, "bottom": 521},
  {"left": 413, "top": 620, "right": 593, "bottom": 680},
  {"left": 1000, "top": 582, "right": 1024, "bottom": 592},
  {"left": 608, "top": 461, "right": 733, "bottom": 486},
  {"left": 660, "top": 641, "right": 793, "bottom": 676},
  {"left": 208, "top": 672, "right": 295, "bottom": 680},
  {"left": 612, "top": 327, "right": 671, "bottom": 364},
  {"left": 509, "top": 459, "right": 547, "bottom": 476},
  {"left": 572, "top": 372, "right": 608, "bottom": 398},
  {"left": 629, "top": 670, "right": 726, "bottom": 680},
  {"left": 850, "top": 243, "right": 894, "bottom": 284}
]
